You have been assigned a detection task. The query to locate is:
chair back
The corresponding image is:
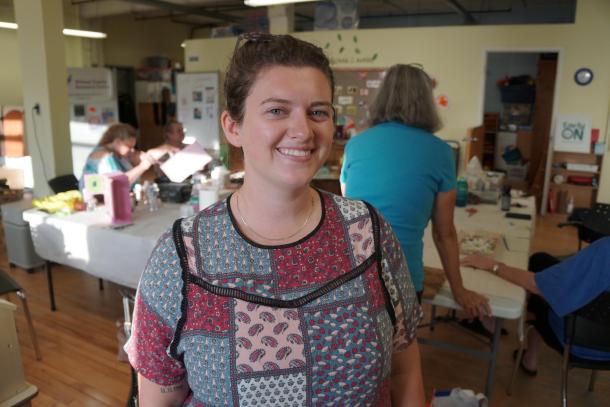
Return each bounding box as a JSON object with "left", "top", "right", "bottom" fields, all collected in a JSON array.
[
  {"left": 566, "top": 291, "right": 610, "bottom": 352},
  {"left": 583, "top": 203, "right": 610, "bottom": 238},
  {"left": 48, "top": 174, "right": 79, "bottom": 194}
]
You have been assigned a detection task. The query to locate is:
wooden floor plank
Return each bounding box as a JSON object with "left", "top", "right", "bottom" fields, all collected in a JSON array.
[{"left": 3, "top": 213, "right": 609, "bottom": 406}]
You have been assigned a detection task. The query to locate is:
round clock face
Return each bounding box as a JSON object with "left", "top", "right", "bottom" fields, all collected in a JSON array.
[{"left": 574, "top": 68, "right": 594, "bottom": 86}]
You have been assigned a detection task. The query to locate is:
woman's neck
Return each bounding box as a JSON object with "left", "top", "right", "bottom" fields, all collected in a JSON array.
[{"left": 234, "top": 182, "right": 319, "bottom": 244}]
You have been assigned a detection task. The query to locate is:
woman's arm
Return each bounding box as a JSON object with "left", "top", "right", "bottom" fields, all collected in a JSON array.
[
  {"left": 461, "top": 254, "right": 541, "bottom": 295},
  {"left": 391, "top": 342, "right": 425, "bottom": 407},
  {"left": 124, "top": 152, "right": 155, "bottom": 184},
  {"left": 431, "top": 190, "right": 491, "bottom": 318},
  {"left": 138, "top": 374, "right": 189, "bottom": 407}
]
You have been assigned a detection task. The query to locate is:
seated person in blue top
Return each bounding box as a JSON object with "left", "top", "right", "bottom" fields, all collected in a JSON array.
[
  {"left": 341, "top": 63, "right": 490, "bottom": 318},
  {"left": 461, "top": 237, "right": 610, "bottom": 375},
  {"left": 80, "top": 123, "right": 156, "bottom": 188}
]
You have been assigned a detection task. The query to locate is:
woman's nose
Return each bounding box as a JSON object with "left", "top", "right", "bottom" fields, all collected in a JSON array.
[{"left": 287, "top": 111, "right": 312, "bottom": 139}]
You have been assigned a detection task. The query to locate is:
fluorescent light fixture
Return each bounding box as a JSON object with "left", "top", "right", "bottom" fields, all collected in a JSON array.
[
  {"left": 62, "top": 28, "right": 107, "bottom": 39},
  {"left": 0, "top": 21, "right": 106, "bottom": 39},
  {"left": 245, "top": 0, "right": 319, "bottom": 6},
  {"left": 0, "top": 21, "right": 18, "bottom": 29}
]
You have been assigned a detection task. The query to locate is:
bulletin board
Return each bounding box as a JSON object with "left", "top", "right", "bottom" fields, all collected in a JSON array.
[
  {"left": 176, "top": 72, "right": 220, "bottom": 149},
  {"left": 333, "top": 68, "right": 386, "bottom": 140}
]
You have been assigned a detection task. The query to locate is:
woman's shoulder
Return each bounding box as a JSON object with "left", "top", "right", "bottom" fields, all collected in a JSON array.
[
  {"left": 88, "top": 147, "right": 111, "bottom": 161},
  {"left": 326, "top": 192, "right": 375, "bottom": 221}
]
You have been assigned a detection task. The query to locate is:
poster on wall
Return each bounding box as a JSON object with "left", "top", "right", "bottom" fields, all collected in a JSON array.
[
  {"left": 553, "top": 115, "right": 592, "bottom": 153},
  {"left": 176, "top": 72, "right": 220, "bottom": 150}
]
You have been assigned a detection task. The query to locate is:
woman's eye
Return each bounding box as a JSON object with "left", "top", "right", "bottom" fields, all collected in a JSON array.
[
  {"left": 267, "top": 108, "right": 284, "bottom": 115},
  {"left": 310, "top": 109, "right": 330, "bottom": 119}
]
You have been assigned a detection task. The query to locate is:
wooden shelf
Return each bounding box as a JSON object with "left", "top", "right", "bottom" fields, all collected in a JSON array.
[
  {"left": 551, "top": 183, "right": 597, "bottom": 190},
  {"left": 551, "top": 168, "right": 600, "bottom": 176}
]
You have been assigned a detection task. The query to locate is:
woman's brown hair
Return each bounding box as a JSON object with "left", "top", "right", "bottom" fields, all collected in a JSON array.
[
  {"left": 224, "top": 33, "right": 334, "bottom": 124},
  {"left": 370, "top": 64, "right": 442, "bottom": 133},
  {"left": 97, "top": 123, "right": 136, "bottom": 146}
]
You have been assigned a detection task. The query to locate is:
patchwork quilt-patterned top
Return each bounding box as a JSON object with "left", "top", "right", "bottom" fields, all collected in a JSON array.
[{"left": 126, "top": 191, "right": 422, "bottom": 406}]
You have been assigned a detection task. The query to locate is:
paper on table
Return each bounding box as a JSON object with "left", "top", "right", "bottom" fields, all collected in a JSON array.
[{"left": 160, "top": 141, "right": 212, "bottom": 183}]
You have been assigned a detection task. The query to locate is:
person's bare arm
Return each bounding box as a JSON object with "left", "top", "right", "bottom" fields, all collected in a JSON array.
[
  {"left": 340, "top": 182, "right": 346, "bottom": 196},
  {"left": 124, "top": 152, "right": 155, "bottom": 184},
  {"left": 461, "top": 254, "right": 541, "bottom": 295},
  {"left": 138, "top": 374, "right": 189, "bottom": 407},
  {"left": 432, "top": 190, "right": 491, "bottom": 318},
  {"left": 391, "top": 342, "right": 425, "bottom": 407}
]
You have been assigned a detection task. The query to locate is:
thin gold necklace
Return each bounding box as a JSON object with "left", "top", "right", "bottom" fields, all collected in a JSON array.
[{"left": 235, "top": 191, "right": 315, "bottom": 242}]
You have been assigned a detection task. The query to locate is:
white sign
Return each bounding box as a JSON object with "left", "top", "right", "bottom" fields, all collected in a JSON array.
[
  {"left": 67, "top": 67, "right": 114, "bottom": 100},
  {"left": 177, "top": 72, "right": 220, "bottom": 149},
  {"left": 553, "top": 115, "right": 592, "bottom": 153},
  {"left": 337, "top": 96, "right": 353, "bottom": 105}
]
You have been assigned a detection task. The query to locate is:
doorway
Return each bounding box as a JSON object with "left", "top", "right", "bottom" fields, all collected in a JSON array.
[{"left": 478, "top": 51, "right": 559, "bottom": 206}]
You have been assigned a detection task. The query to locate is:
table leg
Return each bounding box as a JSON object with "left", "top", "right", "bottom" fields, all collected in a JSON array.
[
  {"left": 45, "top": 261, "right": 56, "bottom": 311},
  {"left": 485, "top": 318, "right": 504, "bottom": 400},
  {"left": 430, "top": 305, "right": 437, "bottom": 332}
]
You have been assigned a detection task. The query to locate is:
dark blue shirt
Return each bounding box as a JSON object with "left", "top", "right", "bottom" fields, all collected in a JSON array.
[{"left": 535, "top": 237, "right": 610, "bottom": 360}]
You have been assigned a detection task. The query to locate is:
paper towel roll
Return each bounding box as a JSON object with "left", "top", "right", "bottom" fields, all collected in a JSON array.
[{"left": 199, "top": 188, "right": 220, "bottom": 210}]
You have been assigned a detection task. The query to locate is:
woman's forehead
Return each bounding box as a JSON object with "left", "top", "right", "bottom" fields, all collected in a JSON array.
[{"left": 248, "top": 65, "right": 332, "bottom": 100}]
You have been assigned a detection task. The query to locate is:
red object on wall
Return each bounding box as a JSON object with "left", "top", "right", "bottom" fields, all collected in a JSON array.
[{"left": 591, "top": 128, "right": 600, "bottom": 143}]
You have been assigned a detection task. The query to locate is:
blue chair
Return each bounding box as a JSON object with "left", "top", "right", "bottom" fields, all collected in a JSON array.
[{"left": 509, "top": 291, "right": 610, "bottom": 406}]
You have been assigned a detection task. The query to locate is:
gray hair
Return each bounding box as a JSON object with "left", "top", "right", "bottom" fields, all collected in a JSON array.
[{"left": 370, "top": 64, "right": 442, "bottom": 133}]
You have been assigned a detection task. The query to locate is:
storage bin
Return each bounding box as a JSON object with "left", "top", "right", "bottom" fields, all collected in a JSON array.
[
  {"left": 506, "top": 163, "right": 530, "bottom": 181},
  {"left": 500, "top": 84, "right": 536, "bottom": 103}
]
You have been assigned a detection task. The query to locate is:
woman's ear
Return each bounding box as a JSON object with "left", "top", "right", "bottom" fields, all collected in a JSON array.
[{"left": 221, "top": 111, "right": 242, "bottom": 148}]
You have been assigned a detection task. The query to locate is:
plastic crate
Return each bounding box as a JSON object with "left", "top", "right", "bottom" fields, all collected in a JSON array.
[{"left": 506, "top": 163, "right": 530, "bottom": 181}]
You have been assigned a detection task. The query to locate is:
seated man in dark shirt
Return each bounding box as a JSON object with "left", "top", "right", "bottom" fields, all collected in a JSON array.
[{"left": 461, "top": 237, "right": 610, "bottom": 375}]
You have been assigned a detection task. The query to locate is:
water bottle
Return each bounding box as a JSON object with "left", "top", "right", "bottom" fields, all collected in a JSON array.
[
  {"left": 146, "top": 183, "right": 160, "bottom": 212},
  {"left": 501, "top": 185, "right": 511, "bottom": 211},
  {"left": 456, "top": 177, "right": 468, "bottom": 207}
]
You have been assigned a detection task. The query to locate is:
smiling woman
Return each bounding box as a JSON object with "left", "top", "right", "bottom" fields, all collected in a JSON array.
[{"left": 126, "top": 34, "right": 424, "bottom": 407}]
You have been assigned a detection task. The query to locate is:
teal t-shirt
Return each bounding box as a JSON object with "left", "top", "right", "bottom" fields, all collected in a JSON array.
[
  {"left": 79, "top": 147, "right": 130, "bottom": 190},
  {"left": 340, "top": 121, "right": 456, "bottom": 291}
]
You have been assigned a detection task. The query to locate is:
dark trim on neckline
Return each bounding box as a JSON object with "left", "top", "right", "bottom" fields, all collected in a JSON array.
[
  {"left": 226, "top": 188, "right": 326, "bottom": 250},
  {"left": 189, "top": 254, "right": 377, "bottom": 308}
]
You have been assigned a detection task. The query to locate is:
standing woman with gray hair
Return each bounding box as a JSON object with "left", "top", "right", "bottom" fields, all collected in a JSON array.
[{"left": 341, "top": 64, "right": 490, "bottom": 318}]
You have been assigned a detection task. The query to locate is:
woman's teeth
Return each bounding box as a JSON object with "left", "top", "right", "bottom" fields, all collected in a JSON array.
[{"left": 278, "top": 148, "right": 311, "bottom": 157}]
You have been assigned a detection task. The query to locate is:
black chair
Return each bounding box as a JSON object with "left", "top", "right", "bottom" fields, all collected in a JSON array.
[
  {"left": 48, "top": 174, "right": 79, "bottom": 194},
  {"left": 559, "top": 203, "right": 610, "bottom": 251},
  {"left": 0, "top": 269, "right": 42, "bottom": 360},
  {"left": 509, "top": 292, "right": 610, "bottom": 406}
]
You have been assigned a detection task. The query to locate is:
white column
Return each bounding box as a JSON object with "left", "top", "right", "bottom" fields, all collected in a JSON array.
[
  {"left": 14, "top": 0, "right": 73, "bottom": 197},
  {"left": 268, "top": 4, "right": 294, "bottom": 34}
]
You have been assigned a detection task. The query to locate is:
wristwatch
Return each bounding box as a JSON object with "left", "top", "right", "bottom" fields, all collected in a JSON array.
[{"left": 492, "top": 263, "right": 502, "bottom": 275}]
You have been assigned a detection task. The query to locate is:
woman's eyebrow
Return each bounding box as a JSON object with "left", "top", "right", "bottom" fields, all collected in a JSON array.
[
  {"left": 310, "top": 101, "right": 333, "bottom": 108},
  {"left": 260, "top": 97, "right": 290, "bottom": 106}
]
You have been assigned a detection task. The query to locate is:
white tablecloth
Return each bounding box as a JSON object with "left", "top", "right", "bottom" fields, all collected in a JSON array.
[
  {"left": 423, "top": 197, "right": 536, "bottom": 319},
  {"left": 23, "top": 204, "right": 181, "bottom": 289}
]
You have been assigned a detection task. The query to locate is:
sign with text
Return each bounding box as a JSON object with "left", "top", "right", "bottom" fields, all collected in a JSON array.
[
  {"left": 553, "top": 115, "right": 592, "bottom": 153},
  {"left": 67, "top": 67, "right": 114, "bottom": 100}
]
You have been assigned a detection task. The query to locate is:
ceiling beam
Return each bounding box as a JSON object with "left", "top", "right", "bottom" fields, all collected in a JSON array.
[
  {"left": 122, "top": 0, "right": 240, "bottom": 22},
  {"left": 444, "top": 0, "right": 476, "bottom": 24}
]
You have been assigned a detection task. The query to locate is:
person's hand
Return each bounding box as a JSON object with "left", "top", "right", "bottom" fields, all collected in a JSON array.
[
  {"left": 460, "top": 253, "right": 497, "bottom": 272},
  {"left": 138, "top": 152, "right": 156, "bottom": 170},
  {"left": 452, "top": 286, "right": 491, "bottom": 318},
  {"left": 146, "top": 147, "right": 169, "bottom": 161}
]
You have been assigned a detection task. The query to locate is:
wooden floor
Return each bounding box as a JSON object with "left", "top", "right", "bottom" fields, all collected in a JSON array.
[{"left": 3, "top": 212, "right": 609, "bottom": 406}]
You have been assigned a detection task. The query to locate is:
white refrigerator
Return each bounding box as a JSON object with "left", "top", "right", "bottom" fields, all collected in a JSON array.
[{"left": 67, "top": 67, "right": 119, "bottom": 178}]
